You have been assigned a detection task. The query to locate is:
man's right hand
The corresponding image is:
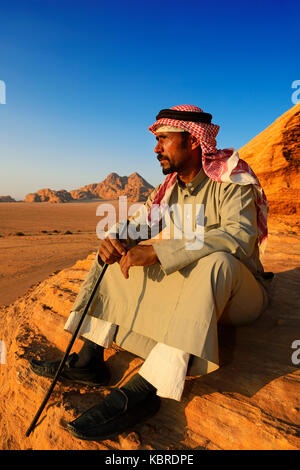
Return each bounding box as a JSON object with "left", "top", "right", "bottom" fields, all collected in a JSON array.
[{"left": 98, "top": 236, "right": 127, "bottom": 264}]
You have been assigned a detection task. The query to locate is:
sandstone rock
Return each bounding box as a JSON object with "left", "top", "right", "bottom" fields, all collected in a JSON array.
[
  {"left": 24, "top": 189, "right": 73, "bottom": 203},
  {"left": 239, "top": 102, "right": 300, "bottom": 218},
  {"left": 70, "top": 172, "right": 154, "bottom": 202},
  {"left": 24, "top": 192, "right": 42, "bottom": 202},
  {"left": 119, "top": 431, "right": 142, "bottom": 450},
  {"left": 68, "top": 189, "right": 95, "bottom": 200},
  {"left": 0, "top": 231, "right": 299, "bottom": 450}
]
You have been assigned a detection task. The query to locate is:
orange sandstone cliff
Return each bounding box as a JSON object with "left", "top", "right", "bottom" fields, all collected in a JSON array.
[{"left": 239, "top": 102, "right": 300, "bottom": 219}]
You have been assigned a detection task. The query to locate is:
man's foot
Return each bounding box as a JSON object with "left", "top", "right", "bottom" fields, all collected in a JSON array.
[
  {"left": 65, "top": 388, "right": 160, "bottom": 441},
  {"left": 29, "top": 352, "right": 110, "bottom": 387},
  {"left": 64, "top": 373, "right": 160, "bottom": 441}
]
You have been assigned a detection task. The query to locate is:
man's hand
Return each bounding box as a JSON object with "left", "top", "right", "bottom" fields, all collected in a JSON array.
[
  {"left": 120, "top": 245, "right": 158, "bottom": 279},
  {"left": 99, "top": 236, "right": 127, "bottom": 264}
]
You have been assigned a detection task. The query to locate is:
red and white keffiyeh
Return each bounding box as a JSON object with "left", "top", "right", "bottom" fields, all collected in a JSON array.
[{"left": 148, "top": 104, "right": 269, "bottom": 249}]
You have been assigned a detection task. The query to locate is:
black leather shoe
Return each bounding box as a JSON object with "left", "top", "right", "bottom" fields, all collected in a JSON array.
[
  {"left": 29, "top": 353, "right": 110, "bottom": 387},
  {"left": 65, "top": 389, "right": 160, "bottom": 441}
]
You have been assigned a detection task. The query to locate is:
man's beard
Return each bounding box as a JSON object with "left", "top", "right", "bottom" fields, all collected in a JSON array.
[
  {"left": 157, "top": 154, "right": 177, "bottom": 174},
  {"left": 162, "top": 165, "right": 176, "bottom": 175}
]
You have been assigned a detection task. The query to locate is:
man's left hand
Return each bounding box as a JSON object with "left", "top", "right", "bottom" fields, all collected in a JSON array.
[{"left": 119, "top": 245, "right": 158, "bottom": 279}]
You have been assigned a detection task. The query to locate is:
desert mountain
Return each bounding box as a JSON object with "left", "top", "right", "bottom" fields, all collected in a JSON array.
[
  {"left": 25, "top": 189, "right": 73, "bottom": 203},
  {"left": 0, "top": 105, "right": 299, "bottom": 450},
  {"left": 0, "top": 195, "right": 16, "bottom": 202},
  {"left": 70, "top": 172, "right": 154, "bottom": 201},
  {"left": 25, "top": 172, "right": 154, "bottom": 203}
]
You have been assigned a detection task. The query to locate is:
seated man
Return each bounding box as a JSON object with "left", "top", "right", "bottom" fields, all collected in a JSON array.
[{"left": 30, "top": 104, "right": 272, "bottom": 441}]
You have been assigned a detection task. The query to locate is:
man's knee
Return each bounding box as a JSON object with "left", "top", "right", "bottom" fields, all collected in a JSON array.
[{"left": 205, "top": 251, "right": 238, "bottom": 272}]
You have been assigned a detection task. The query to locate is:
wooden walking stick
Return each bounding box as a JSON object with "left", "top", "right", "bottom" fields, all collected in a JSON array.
[
  {"left": 25, "top": 262, "right": 108, "bottom": 437},
  {"left": 26, "top": 221, "right": 128, "bottom": 437}
]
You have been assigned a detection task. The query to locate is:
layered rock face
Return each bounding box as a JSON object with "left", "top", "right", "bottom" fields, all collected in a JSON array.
[
  {"left": 25, "top": 189, "right": 73, "bottom": 203},
  {"left": 70, "top": 172, "right": 154, "bottom": 202},
  {"left": 239, "top": 102, "right": 300, "bottom": 217},
  {"left": 25, "top": 172, "right": 154, "bottom": 203}
]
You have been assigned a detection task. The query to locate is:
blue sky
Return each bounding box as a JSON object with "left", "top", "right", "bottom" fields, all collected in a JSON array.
[{"left": 0, "top": 0, "right": 299, "bottom": 200}]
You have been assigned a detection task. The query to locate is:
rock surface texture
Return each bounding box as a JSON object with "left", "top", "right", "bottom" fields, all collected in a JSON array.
[
  {"left": 25, "top": 172, "right": 154, "bottom": 203},
  {"left": 0, "top": 104, "right": 299, "bottom": 450},
  {"left": 239, "top": 102, "right": 300, "bottom": 218},
  {"left": 70, "top": 172, "right": 154, "bottom": 202},
  {"left": 25, "top": 189, "right": 73, "bottom": 204}
]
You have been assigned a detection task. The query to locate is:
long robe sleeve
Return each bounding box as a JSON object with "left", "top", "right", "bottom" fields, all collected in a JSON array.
[{"left": 153, "top": 183, "right": 259, "bottom": 275}]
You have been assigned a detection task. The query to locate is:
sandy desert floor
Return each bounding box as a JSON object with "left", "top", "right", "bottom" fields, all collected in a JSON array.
[{"left": 0, "top": 201, "right": 124, "bottom": 306}]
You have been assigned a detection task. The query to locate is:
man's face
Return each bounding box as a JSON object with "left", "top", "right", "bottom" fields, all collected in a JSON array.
[{"left": 154, "top": 132, "right": 191, "bottom": 175}]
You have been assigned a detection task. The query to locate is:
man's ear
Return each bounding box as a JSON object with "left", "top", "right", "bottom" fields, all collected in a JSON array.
[{"left": 190, "top": 135, "right": 200, "bottom": 151}]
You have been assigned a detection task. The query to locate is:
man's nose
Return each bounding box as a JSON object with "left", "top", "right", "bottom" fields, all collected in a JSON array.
[{"left": 154, "top": 142, "right": 162, "bottom": 154}]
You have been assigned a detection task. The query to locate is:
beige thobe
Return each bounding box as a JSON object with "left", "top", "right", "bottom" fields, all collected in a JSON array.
[{"left": 64, "top": 169, "right": 271, "bottom": 399}]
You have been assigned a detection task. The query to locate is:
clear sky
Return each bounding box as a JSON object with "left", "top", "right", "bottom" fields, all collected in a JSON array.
[{"left": 0, "top": 0, "right": 299, "bottom": 200}]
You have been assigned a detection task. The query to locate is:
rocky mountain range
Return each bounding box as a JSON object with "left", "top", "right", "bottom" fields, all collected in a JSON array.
[{"left": 24, "top": 172, "right": 154, "bottom": 203}]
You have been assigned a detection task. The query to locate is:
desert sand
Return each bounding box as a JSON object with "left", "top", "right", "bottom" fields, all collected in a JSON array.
[{"left": 0, "top": 201, "right": 123, "bottom": 306}]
